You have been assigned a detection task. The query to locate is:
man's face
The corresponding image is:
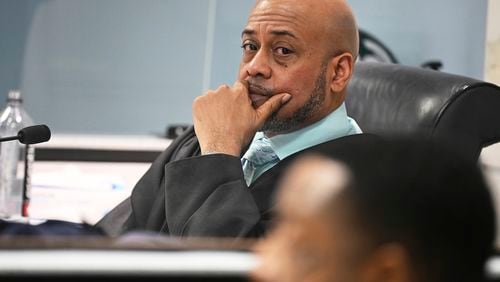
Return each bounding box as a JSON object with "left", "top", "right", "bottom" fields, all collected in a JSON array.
[
  {"left": 238, "top": 0, "right": 337, "bottom": 135},
  {"left": 252, "top": 156, "right": 366, "bottom": 282}
]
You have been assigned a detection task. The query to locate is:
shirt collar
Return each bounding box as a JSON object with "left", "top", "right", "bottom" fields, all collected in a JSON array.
[{"left": 254, "top": 103, "right": 354, "bottom": 160}]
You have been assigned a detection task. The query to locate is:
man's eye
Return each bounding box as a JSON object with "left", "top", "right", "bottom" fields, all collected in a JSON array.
[
  {"left": 241, "top": 43, "right": 258, "bottom": 52},
  {"left": 276, "top": 47, "right": 293, "bottom": 55}
]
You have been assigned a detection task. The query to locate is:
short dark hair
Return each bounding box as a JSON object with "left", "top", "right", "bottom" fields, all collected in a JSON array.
[{"left": 326, "top": 138, "right": 496, "bottom": 282}]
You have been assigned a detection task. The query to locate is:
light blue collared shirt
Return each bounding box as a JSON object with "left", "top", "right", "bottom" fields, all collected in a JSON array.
[{"left": 242, "top": 103, "right": 362, "bottom": 184}]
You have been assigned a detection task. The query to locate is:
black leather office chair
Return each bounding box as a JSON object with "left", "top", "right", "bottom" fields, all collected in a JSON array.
[{"left": 346, "top": 62, "right": 500, "bottom": 161}]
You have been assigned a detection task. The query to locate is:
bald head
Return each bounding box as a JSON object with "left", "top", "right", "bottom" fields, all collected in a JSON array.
[
  {"left": 253, "top": 0, "right": 359, "bottom": 60},
  {"left": 325, "top": 0, "right": 359, "bottom": 58}
]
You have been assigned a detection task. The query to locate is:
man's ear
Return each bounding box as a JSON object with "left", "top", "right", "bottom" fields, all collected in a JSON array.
[
  {"left": 360, "top": 244, "right": 414, "bottom": 282},
  {"left": 329, "top": 52, "right": 355, "bottom": 93}
]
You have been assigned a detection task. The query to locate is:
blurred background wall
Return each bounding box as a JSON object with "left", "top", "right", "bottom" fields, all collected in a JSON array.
[
  {"left": 485, "top": 0, "right": 500, "bottom": 85},
  {"left": 0, "top": 0, "right": 490, "bottom": 135}
]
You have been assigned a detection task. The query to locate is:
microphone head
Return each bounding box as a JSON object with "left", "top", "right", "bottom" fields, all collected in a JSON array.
[{"left": 17, "top": 125, "right": 51, "bottom": 145}]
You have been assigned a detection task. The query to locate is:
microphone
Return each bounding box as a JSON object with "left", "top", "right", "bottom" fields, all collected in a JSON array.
[{"left": 0, "top": 124, "right": 51, "bottom": 145}]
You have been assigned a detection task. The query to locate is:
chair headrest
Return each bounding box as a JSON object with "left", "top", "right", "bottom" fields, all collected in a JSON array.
[{"left": 345, "top": 62, "right": 500, "bottom": 159}]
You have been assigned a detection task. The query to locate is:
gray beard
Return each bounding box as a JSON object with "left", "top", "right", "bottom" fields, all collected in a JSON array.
[{"left": 260, "top": 63, "right": 327, "bottom": 135}]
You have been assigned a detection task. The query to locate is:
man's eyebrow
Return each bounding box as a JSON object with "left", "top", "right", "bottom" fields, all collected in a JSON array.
[
  {"left": 270, "top": 30, "right": 297, "bottom": 39},
  {"left": 242, "top": 28, "right": 254, "bottom": 38},
  {"left": 241, "top": 29, "right": 298, "bottom": 39}
]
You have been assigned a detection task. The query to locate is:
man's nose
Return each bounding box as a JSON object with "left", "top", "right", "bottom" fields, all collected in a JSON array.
[{"left": 246, "top": 50, "right": 272, "bottom": 79}]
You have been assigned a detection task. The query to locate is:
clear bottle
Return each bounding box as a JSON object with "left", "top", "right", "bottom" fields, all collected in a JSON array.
[{"left": 0, "top": 90, "right": 34, "bottom": 218}]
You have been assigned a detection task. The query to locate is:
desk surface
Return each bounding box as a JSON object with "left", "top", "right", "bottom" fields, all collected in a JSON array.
[
  {"left": 0, "top": 237, "right": 256, "bottom": 278},
  {"left": 0, "top": 250, "right": 256, "bottom": 277},
  {"left": 1, "top": 236, "right": 500, "bottom": 281},
  {"left": 35, "top": 134, "right": 172, "bottom": 152}
]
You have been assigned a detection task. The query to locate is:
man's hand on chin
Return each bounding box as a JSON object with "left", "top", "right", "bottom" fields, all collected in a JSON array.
[{"left": 192, "top": 80, "right": 291, "bottom": 157}]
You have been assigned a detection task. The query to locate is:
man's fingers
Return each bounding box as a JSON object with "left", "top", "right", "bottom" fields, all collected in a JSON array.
[
  {"left": 234, "top": 80, "right": 248, "bottom": 90},
  {"left": 255, "top": 93, "right": 292, "bottom": 126},
  {"left": 233, "top": 80, "right": 249, "bottom": 98}
]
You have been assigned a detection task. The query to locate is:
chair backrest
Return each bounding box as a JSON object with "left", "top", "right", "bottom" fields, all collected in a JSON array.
[{"left": 346, "top": 62, "right": 500, "bottom": 161}]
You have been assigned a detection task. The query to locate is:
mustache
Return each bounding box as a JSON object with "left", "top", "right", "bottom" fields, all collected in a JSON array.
[{"left": 247, "top": 81, "right": 274, "bottom": 97}]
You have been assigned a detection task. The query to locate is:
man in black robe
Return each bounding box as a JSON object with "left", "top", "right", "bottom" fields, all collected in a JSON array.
[{"left": 97, "top": 0, "right": 363, "bottom": 237}]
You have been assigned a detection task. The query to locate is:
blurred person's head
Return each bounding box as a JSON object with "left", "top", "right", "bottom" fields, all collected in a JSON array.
[
  {"left": 238, "top": 0, "right": 359, "bottom": 136},
  {"left": 253, "top": 139, "right": 496, "bottom": 282}
]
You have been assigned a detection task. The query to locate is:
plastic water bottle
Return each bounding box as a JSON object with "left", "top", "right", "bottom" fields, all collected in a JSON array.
[{"left": 0, "top": 90, "right": 34, "bottom": 218}]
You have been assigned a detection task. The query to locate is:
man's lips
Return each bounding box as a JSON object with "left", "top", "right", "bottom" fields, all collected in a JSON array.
[
  {"left": 249, "top": 93, "right": 270, "bottom": 104},
  {"left": 249, "top": 93, "right": 270, "bottom": 108},
  {"left": 248, "top": 83, "right": 272, "bottom": 95},
  {"left": 247, "top": 83, "right": 273, "bottom": 106}
]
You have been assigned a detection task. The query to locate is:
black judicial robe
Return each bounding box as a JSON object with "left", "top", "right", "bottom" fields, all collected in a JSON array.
[{"left": 96, "top": 126, "right": 373, "bottom": 237}]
